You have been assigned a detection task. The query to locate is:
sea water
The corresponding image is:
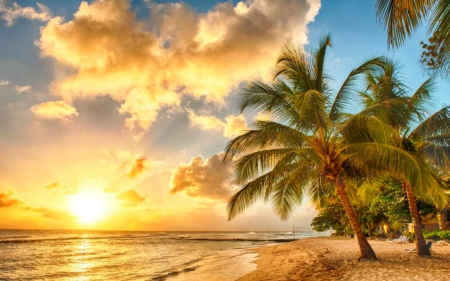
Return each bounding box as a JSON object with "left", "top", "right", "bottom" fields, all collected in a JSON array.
[{"left": 0, "top": 230, "right": 323, "bottom": 280}]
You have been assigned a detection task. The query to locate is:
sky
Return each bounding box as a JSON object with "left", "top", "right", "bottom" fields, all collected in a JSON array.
[{"left": 0, "top": 0, "right": 449, "bottom": 231}]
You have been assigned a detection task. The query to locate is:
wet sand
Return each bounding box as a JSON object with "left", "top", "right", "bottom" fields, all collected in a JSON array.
[{"left": 238, "top": 237, "right": 450, "bottom": 281}]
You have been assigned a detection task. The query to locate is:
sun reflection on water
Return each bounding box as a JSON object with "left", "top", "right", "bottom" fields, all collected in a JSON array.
[{"left": 72, "top": 237, "right": 95, "bottom": 276}]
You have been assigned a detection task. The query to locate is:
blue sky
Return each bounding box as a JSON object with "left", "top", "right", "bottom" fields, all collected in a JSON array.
[{"left": 0, "top": 0, "right": 448, "bottom": 231}]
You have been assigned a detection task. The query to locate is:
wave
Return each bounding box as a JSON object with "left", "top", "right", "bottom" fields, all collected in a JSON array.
[
  {"left": 151, "top": 257, "right": 203, "bottom": 280},
  {"left": 151, "top": 266, "right": 198, "bottom": 281}
]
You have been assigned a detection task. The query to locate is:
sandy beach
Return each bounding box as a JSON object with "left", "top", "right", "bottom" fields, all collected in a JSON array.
[{"left": 238, "top": 237, "right": 450, "bottom": 281}]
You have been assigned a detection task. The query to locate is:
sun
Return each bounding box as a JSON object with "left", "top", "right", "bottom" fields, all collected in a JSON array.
[{"left": 69, "top": 190, "right": 110, "bottom": 224}]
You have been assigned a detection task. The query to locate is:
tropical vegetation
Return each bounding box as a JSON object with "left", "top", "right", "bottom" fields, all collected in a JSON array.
[
  {"left": 223, "top": 34, "right": 449, "bottom": 260},
  {"left": 376, "top": 0, "right": 450, "bottom": 78}
]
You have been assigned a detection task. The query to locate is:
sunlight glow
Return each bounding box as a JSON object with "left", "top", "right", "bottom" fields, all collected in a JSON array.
[{"left": 69, "top": 190, "right": 110, "bottom": 224}]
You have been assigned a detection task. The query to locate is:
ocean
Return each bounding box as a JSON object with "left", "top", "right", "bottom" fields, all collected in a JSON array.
[{"left": 0, "top": 229, "right": 325, "bottom": 281}]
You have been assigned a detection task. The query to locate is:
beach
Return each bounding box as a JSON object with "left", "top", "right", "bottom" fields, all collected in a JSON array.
[{"left": 238, "top": 237, "right": 450, "bottom": 281}]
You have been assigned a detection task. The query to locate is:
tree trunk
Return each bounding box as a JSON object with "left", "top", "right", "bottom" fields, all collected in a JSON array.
[
  {"left": 402, "top": 180, "right": 430, "bottom": 256},
  {"left": 334, "top": 177, "right": 377, "bottom": 260},
  {"left": 438, "top": 211, "right": 449, "bottom": 230}
]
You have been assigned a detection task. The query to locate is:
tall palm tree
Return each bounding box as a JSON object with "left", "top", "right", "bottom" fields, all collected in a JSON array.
[
  {"left": 354, "top": 59, "right": 450, "bottom": 255},
  {"left": 376, "top": 0, "right": 450, "bottom": 77},
  {"left": 223, "top": 35, "right": 440, "bottom": 260}
]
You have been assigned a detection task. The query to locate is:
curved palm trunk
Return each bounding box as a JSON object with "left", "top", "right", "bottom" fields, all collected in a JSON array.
[
  {"left": 402, "top": 180, "right": 431, "bottom": 256},
  {"left": 334, "top": 177, "right": 377, "bottom": 260}
]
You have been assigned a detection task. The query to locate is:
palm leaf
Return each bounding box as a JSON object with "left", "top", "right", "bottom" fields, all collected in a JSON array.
[
  {"left": 376, "top": 0, "right": 433, "bottom": 48},
  {"left": 329, "top": 56, "right": 386, "bottom": 121}
]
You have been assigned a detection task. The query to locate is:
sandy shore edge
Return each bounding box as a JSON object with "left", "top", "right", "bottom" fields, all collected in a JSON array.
[{"left": 237, "top": 237, "right": 450, "bottom": 281}]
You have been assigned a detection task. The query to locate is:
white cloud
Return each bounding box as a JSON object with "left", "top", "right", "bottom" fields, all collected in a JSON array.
[
  {"left": 14, "top": 85, "right": 31, "bottom": 94},
  {"left": 0, "top": 80, "right": 9, "bottom": 86},
  {"left": 0, "top": 0, "right": 51, "bottom": 26},
  {"left": 38, "top": 0, "right": 321, "bottom": 132},
  {"left": 187, "top": 109, "right": 226, "bottom": 131},
  {"left": 30, "top": 100, "right": 79, "bottom": 121}
]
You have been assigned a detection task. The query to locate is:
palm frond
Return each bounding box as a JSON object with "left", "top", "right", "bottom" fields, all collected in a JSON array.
[
  {"left": 408, "top": 77, "right": 436, "bottom": 123},
  {"left": 314, "top": 34, "right": 332, "bottom": 93},
  {"left": 274, "top": 43, "right": 314, "bottom": 90},
  {"left": 416, "top": 140, "right": 450, "bottom": 171},
  {"left": 340, "top": 114, "right": 395, "bottom": 144},
  {"left": 409, "top": 105, "right": 450, "bottom": 140},
  {"left": 270, "top": 163, "right": 315, "bottom": 220},
  {"left": 428, "top": 0, "right": 450, "bottom": 44},
  {"left": 329, "top": 57, "right": 386, "bottom": 121},
  {"left": 227, "top": 161, "right": 314, "bottom": 220},
  {"left": 222, "top": 122, "right": 310, "bottom": 163},
  {"left": 233, "top": 148, "right": 299, "bottom": 185},
  {"left": 376, "top": 0, "right": 433, "bottom": 48},
  {"left": 346, "top": 142, "right": 447, "bottom": 207},
  {"left": 288, "top": 89, "right": 328, "bottom": 132}
]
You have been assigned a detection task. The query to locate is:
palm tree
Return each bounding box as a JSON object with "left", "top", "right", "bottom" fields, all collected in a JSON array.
[
  {"left": 354, "top": 59, "right": 450, "bottom": 255},
  {"left": 223, "top": 35, "right": 440, "bottom": 260},
  {"left": 376, "top": 0, "right": 450, "bottom": 77}
]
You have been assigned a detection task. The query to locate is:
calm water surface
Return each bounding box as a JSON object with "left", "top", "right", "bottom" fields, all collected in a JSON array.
[{"left": 0, "top": 230, "right": 323, "bottom": 281}]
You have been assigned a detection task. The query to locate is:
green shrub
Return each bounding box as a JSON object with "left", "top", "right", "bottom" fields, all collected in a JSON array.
[{"left": 423, "top": 230, "right": 450, "bottom": 240}]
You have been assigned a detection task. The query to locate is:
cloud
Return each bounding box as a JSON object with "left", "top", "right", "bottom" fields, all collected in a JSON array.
[
  {"left": 187, "top": 109, "right": 225, "bottom": 131},
  {"left": 223, "top": 114, "right": 248, "bottom": 138},
  {"left": 0, "top": 190, "right": 23, "bottom": 207},
  {"left": 42, "top": 182, "right": 77, "bottom": 194},
  {"left": 38, "top": 0, "right": 320, "bottom": 131},
  {"left": 30, "top": 100, "right": 79, "bottom": 121},
  {"left": 99, "top": 149, "right": 152, "bottom": 179},
  {"left": 188, "top": 110, "right": 248, "bottom": 138},
  {"left": 14, "top": 85, "right": 31, "bottom": 94},
  {"left": 170, "top": 152, "right": 234, "bottom": 200},
  {"left": 116, "top": 189, "right": 146, "bottom": 206},
  {"left": 0, "top": 80, "right": 9, "bottom": 86},
  {"left": 29, "top": 207, "right": 76, "bottom": 221},
  {"left": 44, "top": 182, "right": 61, "bottom": 189},
  {"left": 0, "top": 0, "right": 51, "bottom": 26},
  {"left": 128, "top": 157, "right": 147, "bottom": 178}
]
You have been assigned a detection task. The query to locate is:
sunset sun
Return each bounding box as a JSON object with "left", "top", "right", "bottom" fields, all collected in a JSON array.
[{"left": 69, "top": 190, "right": 110, "bottom": 224}]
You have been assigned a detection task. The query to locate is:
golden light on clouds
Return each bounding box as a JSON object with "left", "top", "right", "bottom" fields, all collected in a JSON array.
[
  {"left": 0, "top": 0, "right": 322, "bottom": 231},
  {"left": 30, "top": 100, "right": 79, "bottom": 121},
  {"left": 38, "top": 0, "right": 320, "bottom": 131},
  {"left": 187, "top": 110, "right": 248, "bottom": 138},
  {"left": 170, "top": 152, "right": 234, "bottom": 200}
]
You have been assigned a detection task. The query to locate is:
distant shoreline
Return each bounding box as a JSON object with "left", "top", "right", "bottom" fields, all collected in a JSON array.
[{"left": 237, "top": 237, "right": 450, "bottom": 281}]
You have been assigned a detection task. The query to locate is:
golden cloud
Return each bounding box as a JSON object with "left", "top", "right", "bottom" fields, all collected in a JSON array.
[
  {"left": 0, "top": 190, "right": 23, "bottom": 207},
  {"left": 42, "top": 182, "right": 77, "bottom": 194},
  {"left": 116, "top": 189, "right": 146, "bottom": 206},
  {"left": 44, "top": 182, "right": 61, "bottom": 189},
  {"left": 30, "top": 100, "right": 79, "bottom": 121},
  {"left": 170, "top": 152, "right": 234, "bottom": 200},
  {"left": 38, "top": 0, "right": 320, "bottom": 131},
  {"left": 128, "top": 157, "right": 147, "bottom": 178},
  {"left": 223, "top": 114, "right": 248, "bottom": 138},
  {"left": 29, "top": 207, "right": 76, "bottom": 221},
  {"left": 188, "top": 110, "right": 248, "bottom": 138}
]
